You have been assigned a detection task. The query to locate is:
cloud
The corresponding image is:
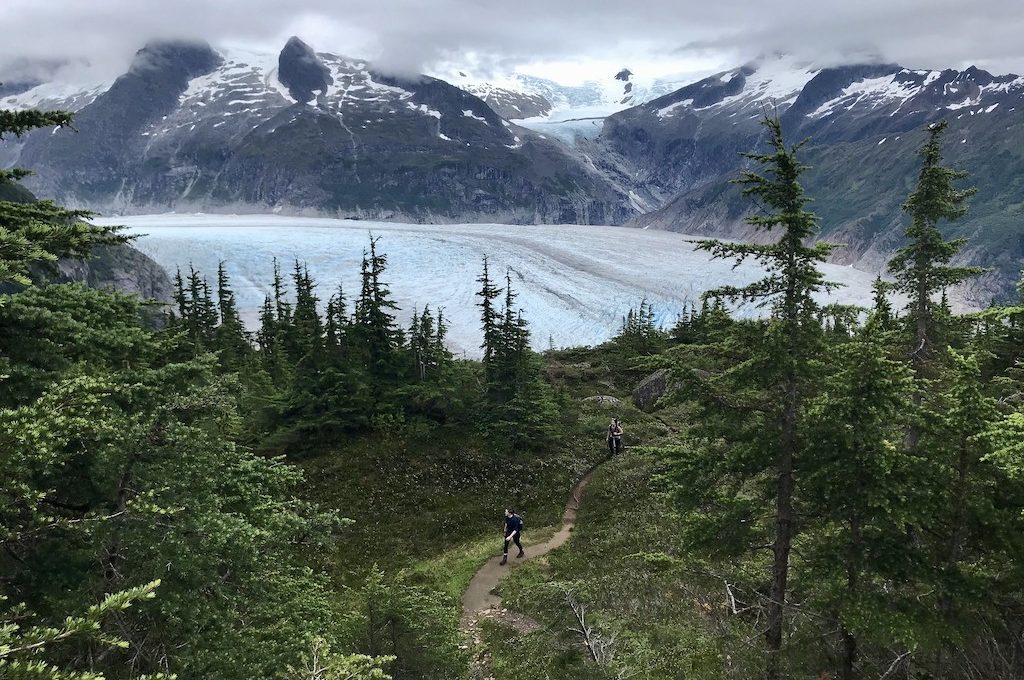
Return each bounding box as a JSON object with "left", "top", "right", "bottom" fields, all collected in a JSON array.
[{"left": 1, "top": 0, "right": 1022, "bottom": 84}]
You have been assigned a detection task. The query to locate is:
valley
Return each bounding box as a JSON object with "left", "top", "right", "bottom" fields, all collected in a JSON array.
[{"left": 105, "top": 213, "right": 894, "bottom": 354}]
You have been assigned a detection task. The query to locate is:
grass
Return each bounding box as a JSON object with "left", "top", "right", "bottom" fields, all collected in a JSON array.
[
  {"left": 292, "top": 342, "right": 687, "bottom": 677},
  {"left": 406, "top": 532, "right": 496, "bottom": 601},
  {"left": 406, "top": 525, "right": 561, "bottom": 603}
]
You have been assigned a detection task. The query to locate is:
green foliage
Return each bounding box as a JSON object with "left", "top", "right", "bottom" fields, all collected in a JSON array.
[
  {"left": 286, "top": 638, "right": 393, "bottom": 680},
  {"left": 613, "top": 299, "right": 666, "bottom": 355},
  {"left": 685, "top": 113, "right": 835, "bottom": 676},
  {"left": 475, "top": 260, "right": 560, "bottom": 449},
  {"left": 888, "top": 121, "right": 986, "bottom": 370},
  {"left": 0, "top": 285, "right": 344, "bottom": 679},
  {"left": 0, "top": 581, "right": 171, "bottom": 680},
  {"left": 347, "top": 570, "right": 465, "bottom": 680},
  {"left": 0, "top": 109, "right": 123, "bottom": 285}
]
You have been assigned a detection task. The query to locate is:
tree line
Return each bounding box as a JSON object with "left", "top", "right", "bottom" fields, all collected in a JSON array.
[
  {"left": 666, "top": 117, "right": 1024, "bottom": 679},
  {"left": 0, "top": 105, "right": 559, "bottom": 678}
]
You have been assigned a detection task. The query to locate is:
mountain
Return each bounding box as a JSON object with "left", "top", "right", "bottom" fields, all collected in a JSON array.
[
  {"left": 594, "top": 55, "right": 1024, "bottom": 301},
  {"left": 1, "top": 38, "right": 632, "bottom": 224},
  {"left": 4, "top": 44, "right": 1024, "bottom": 299},
  {"left": 446, "top": 68, "right": 689, "bottom": 143}
]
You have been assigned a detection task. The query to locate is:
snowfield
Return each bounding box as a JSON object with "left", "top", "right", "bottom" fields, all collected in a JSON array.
[{"left": 99, "top": 214, "right": 887, "bottom": 357}]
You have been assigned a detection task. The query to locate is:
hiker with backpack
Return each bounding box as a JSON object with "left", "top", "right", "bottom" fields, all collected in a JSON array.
[
  {"left": 607, "top": 417, "right": 624, "bottom": 456},
  {"left": 500, "top": 508, "right": 524, "bottom": 565}
]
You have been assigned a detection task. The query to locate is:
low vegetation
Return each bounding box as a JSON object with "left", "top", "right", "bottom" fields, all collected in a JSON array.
[{"left": 3, "top": 99, "right": 1024, "bottom": 680}]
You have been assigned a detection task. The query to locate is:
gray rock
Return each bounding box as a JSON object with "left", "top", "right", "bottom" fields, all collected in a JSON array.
[
  {"left": 632, "top": 369, "right": 670, "bottom": 412},
  {"left": 278, "top": 36, "right": 332, "bottom": 104},
  {"left": 582, "top": 395, "right": 624, "bottom": 408}
]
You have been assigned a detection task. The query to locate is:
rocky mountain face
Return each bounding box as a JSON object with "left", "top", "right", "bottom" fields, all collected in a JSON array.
[
  {"left": 594, "top": 55, "right": 1024, "bottom": 301},
  {"left": 0, "top": 182, "right": 172, "bottom": 301},
  {"left": 3, "top": 38, "right": 632, "bottom": 225},
  {"left": 3, "top": 46, "right": 1024, "bottom": 300}
]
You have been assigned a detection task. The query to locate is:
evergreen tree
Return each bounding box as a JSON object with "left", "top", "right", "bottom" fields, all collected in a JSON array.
[
  {"left": 476, "top": 256, "right": 502, "bottom": 368},
  {"left": 290, "top": 261, "right": 324, "bottom": 362},
  {"left": 917, "top": 351, "right": 1023, "bottom": 677},
  {"left": 0, "top": 284, "right": 343, "bottom": 678},
  {"left": 214, "top": 261, "right": 251, "bottom": 368},
  {"left": 0, "top": 108, "right": 122, "bottom": 285},
  {"left": 870, "top": 276, "right": 896, "bottom": 329},
  {"left": 685, "top": 114, "right": 836, "bottom": 677},
  {"left": 802, "top": 322, "right": 922, "bottom": 679},
  {"left": 325, "top": 283, "right": 350, "bottom": 351},
  {"left": 888, "top": 121, "right": 985, "bottom": 375},
  {"left": 353, "top": 237, "right": 404, "bottom": 381}
]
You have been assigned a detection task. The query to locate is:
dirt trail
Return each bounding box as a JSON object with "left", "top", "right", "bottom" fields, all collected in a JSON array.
[{"left": 460, "top": 464, "right": 599, "bottom": 631}]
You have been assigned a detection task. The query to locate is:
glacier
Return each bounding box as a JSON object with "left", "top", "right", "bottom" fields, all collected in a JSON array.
[{"left": 98, "top": 214, "right": 889, "bottom": 358}]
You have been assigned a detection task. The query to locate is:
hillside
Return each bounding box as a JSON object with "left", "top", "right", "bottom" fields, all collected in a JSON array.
[
  {"left": 2, "top": 38, "right": 631, "bottom": 224},
  {"left": 596, "top": 55, "right": 1024, "bottom": 300}
]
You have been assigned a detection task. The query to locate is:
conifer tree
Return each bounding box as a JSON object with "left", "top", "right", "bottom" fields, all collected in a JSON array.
[
  {"left": 686, "top": 114, "right": 836, "bottom": 677},
  {"left": 290, "top": 261, "right": 324, "bottom": 362},
  {"left": 325, "top": 283, "right": 350, "bottom": 351},
  {"left": 802, "top": 321, "right": 921, "bottom": 679},
  {"left": 0, "top": 109, "right": 122, "bottom": 285},
  {"left": 214, "top": 261, "right": 251, "bottom": 367},
  {"left": 919, "top": 351, "right": 1018, "bottom": 677},
  {"left": 476, "top": 256, "right": 502, "bottom": 368},
  {"left": 888, "top": 121, "right": 984, "bottom": 374},
  {"left": 870, "top": 276, "right": 896, "bottom": 330},
  {"left": 172, "top": 266, "right": 188, "bottom": 320},
  {"left": 354, "top": 237, "right": 403, "bottom": 379}
]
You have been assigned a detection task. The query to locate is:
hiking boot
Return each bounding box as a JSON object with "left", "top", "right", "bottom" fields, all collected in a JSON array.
[
  {"left": 500, "top": 556, "right": 507, "bottom": 566},
  {"left": 516, "top": 550, "right": 525, "bottom": 558}
]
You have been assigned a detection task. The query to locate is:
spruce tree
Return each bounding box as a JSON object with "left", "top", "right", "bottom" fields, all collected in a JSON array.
[
  {"left": 0, "top": 108, "right": 122, "bottom": 285},
  {"left": 353, "top": 236, "right": 403, "bottom": 380},
  {"left": 214, "top": 261, "right": 251, "bottom": 368},
  {"left": 290, "top": 261, "right": 324, "bottom": 362},
  {"left": 802, "top": 321, "right": 922, "bottom": 679},
  {"left": 476, "top": 256, "right": 502, "bottom": 368},
  {"left": 888, "top": 121, "right": 984, "bottom": 374},
  {"left": 686, "top": 114, "right": 835, "bottom": 677}
]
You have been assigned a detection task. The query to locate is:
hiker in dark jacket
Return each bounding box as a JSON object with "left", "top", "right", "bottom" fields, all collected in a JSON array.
[
  {"left": 607, "top": 418, "right": 623, "bottom": 456},
  {"left": 501, "top": 508, "right": 524, "bottom": 565}
]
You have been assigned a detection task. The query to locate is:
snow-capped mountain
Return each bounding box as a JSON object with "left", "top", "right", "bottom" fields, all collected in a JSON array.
[
  {"left": 444, "top": 68, "right": 689, "bottom": 142},
  {"left": 4, "top": 45, "right": 1024, "bottom": 300},
  {"left": 596, "top": 54, "right": 1024, "bottom": 300},
  {"left": 2, "top": 37, "right": 631, "bottom": 223}
]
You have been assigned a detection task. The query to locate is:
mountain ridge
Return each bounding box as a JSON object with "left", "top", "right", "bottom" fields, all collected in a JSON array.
[{"left": 3, "top": 46, "right": 1023, "bottom": 299}]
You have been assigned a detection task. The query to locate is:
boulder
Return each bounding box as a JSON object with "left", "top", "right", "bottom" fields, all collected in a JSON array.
[
  {"left": 632, "top": 369, "right": 671, "bottom": 412},
  {"left": 582, "top": 395, "right": 625, "bottom": 408}
]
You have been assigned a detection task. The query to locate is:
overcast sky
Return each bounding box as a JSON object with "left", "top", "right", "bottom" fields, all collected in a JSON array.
[{"left": 2, "top": 0, "right": 1024, "bottom": 84}]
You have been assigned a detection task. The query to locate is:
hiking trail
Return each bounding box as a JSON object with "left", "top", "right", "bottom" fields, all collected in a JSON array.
[{"left": 460, "top": 461, "right": 603, "bottom": 649}]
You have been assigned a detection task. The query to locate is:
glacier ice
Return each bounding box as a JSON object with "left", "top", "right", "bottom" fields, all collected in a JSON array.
[{"left": 97, "top": 214, "right": 889, "bottom": 358}]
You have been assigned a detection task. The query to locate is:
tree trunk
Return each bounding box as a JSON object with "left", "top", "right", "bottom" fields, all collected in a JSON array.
[
  {"left": 840, "top": 517, "right": 862, "bottom": 680},
  {"left": 766, "top": 379, "right": 798, "bottom": 680},
  {"left": 935, "top": 439, "right": 971, "bottom": 680}
]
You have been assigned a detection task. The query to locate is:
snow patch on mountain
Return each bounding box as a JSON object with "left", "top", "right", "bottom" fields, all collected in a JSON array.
[
  {"left": 713, "top": 55, "right": 820, "bottom": 111},
  {"left": 0, "top": 80, "right": 108, "bottom": 112},
  {"left": 657, "top": 98, "right": 693, "bottom": 118}
]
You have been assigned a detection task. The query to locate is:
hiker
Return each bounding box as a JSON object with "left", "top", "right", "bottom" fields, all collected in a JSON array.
[
  {"left": 607, "top": 417, "right": 624, "bottom": 456},
  {"left": 500, "top": 508, "right": 524, "bottom": 565}
]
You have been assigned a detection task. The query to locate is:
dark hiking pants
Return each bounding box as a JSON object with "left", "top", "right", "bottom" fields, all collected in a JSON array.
[{"left": 504, "top": 534, "right": 523, "bottom": 555}]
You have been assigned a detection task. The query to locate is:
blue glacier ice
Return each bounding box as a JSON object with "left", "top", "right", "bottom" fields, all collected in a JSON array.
[{"left": 97, "top": 214, "right": 890, "bottom": 357}]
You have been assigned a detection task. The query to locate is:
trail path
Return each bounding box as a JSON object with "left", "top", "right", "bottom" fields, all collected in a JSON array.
[{"left": 460, "top": 463, "right": 601, "bottom": 637}]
